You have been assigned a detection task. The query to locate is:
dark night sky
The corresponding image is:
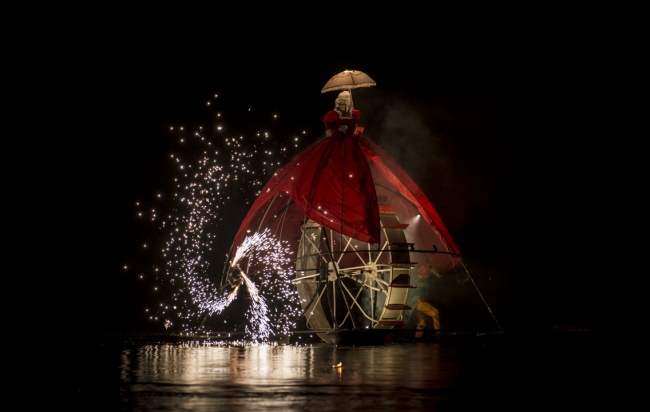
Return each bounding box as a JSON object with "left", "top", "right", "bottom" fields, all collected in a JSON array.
[{"left": 13, "top": 24, "right": 611, "bottom": 337}]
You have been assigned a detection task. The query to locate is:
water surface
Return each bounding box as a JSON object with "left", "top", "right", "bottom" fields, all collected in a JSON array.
[{"left": 7, "top": 332, "right": 630, "bottom": 411}]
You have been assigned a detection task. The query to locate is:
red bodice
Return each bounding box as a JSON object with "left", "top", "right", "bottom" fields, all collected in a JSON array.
[{"left": 323, "top": 109, "right": 360, "bottom": 136}]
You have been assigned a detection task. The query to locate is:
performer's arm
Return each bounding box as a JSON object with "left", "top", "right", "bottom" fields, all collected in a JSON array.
[{"left": 323, "top": 111, "right": 339, "bottom": 136}]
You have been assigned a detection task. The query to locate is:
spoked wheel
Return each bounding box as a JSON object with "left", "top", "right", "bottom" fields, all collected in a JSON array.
[{"left": 294, "top": 206, "right": 415, "bottom": 344}]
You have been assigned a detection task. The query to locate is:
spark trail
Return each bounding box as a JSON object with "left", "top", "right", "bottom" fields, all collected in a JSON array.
[
  {"left": 131, "top": 93, "right": 308, "bottom": 341},
  {"left": 195, "top": 228, "right": 291, "bottom": 341}
]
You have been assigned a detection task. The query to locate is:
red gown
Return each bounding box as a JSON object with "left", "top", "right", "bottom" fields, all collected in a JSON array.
[
  {"left": 232, "top": 107, "right": 461, "bottom": 273},
  {"left": 233, "top": 108, "right": 380, "bottom": 244},
  {"left": 323, "top": 109, "right": 360, "bottom": 137},
  {"left": 232, "top": 107, "right": 461, "bottom": 268}
]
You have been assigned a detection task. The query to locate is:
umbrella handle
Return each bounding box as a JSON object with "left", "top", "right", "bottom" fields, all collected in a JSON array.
[{"left": 348, "top": 88, "right": 354, "bottom": 110}]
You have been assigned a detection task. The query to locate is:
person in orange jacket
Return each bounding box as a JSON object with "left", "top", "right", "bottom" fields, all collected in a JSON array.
[{"left": 408, "top": 263, "right": 442, "bottom": 337}]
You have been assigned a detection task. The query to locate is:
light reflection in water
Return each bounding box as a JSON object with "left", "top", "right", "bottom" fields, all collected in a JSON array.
[
  {"left": 127, "top": 344, "right": 322, "bottom": 386},
  {"left": 21, "top": 333, "right": 610, "bottom": 410},
  {"left": 9, "top": 331, "right": 613, "bottom": 411},
  {"left": 118, "top": 342, "right": 457, "bottom": 411}
]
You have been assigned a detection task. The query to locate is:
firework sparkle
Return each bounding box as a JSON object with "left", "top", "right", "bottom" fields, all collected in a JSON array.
[{"left": 130, "top": 93, "right": 308, "bottom": 342}]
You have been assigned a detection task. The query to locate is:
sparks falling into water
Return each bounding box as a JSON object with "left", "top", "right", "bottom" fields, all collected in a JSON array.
[
  {"left": 195, "top": 265, "right": 271, "bottom": 342},
  {"left": 194, "top": 228, "right": 293, "bottom": 341},
  {"left": 240, "top": 272, "right": 271, "bottom": 342},
  {"left": 130, "top": 93, "right": 308, "bottom": 342}
]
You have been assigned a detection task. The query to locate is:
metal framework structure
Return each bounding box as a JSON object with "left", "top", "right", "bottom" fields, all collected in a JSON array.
[{"left": 294, "top": 206, "right": 417, "bottom": 344}]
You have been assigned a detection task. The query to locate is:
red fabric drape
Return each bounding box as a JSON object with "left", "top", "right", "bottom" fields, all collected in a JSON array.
[
  {"left": 233, "top": 131, "right": 379, "bottom": 247},
  {"left": 232, "top": 132, "right": 460, "bottom": 265},
  {"left": 357, "top": 137, "right": 460, "bottom": 255}
]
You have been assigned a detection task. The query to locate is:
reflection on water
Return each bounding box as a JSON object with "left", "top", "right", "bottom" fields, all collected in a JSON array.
[
  {"left": 120, "top": 343, "right": 459, "bottom": 411},
  {"left": 7, "top": 332, "right": 630, "bottom": 411}
]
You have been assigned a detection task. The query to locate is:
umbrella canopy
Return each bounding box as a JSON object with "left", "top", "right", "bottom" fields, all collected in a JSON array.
[{"left": 321, "top": 70, "right": 377, "bottom": 93}]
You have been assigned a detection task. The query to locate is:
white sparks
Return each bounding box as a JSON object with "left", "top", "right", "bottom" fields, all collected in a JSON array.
[{"left": 133, "top": 98, "right": 307, "bottom": 342}]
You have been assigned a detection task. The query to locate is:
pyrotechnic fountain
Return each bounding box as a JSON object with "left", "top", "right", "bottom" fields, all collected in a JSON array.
[{"left": 132, "top": 94, "right": 304, "bottom": 342}]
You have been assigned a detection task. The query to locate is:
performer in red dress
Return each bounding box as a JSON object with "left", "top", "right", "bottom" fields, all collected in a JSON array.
[
  {"left": 235, "top": 89, "right": 380, "bottom": 246},
  {"left": 323, "top": 91, "right": 360, "bottom": 137}
]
